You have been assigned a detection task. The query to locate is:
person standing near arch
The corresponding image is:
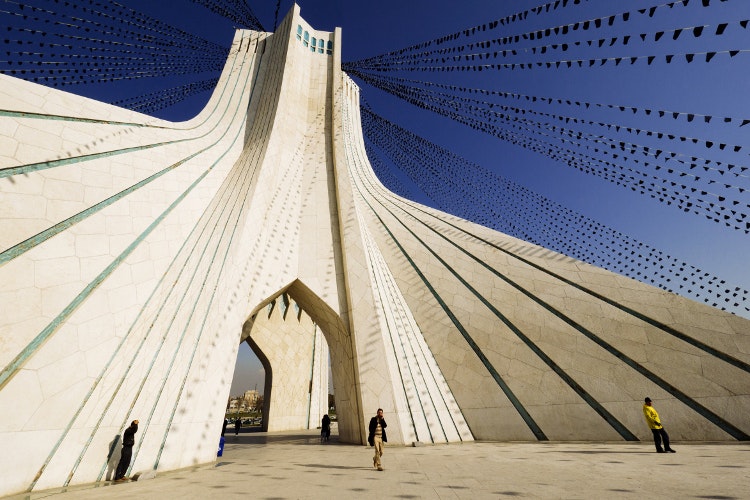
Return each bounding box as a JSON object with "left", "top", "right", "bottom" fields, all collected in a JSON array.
[{"left": 321, "top": 414, "right": 331, "bottom": 442}]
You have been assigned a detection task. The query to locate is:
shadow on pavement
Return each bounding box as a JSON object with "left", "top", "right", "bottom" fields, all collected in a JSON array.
[
  {"left": 296, "top": 463, "right": 370, "bottom": 471},
  {"left": 232, "top": 432, "right": 345, "bottom": 446}
]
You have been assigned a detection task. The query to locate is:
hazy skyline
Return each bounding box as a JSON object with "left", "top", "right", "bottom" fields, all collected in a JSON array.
[{"left": 230, "top": 343, "right": 266, "bottom": 396}]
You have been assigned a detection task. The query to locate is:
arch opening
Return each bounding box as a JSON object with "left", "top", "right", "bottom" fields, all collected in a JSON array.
[
  {"left": 226, "top": 342, "right": 266, "bottom": 432},
  {"left": 240, "top": 280, "right": 362, "bottom": 442}
]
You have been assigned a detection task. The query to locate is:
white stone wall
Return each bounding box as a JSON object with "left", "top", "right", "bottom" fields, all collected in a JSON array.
[{"left": 0, "top": 27, "right": 265, "bottom": 494}]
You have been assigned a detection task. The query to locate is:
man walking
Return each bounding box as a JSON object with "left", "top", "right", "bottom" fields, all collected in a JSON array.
[
  {"left": 643, "top": 397, "right": 675, "bottom": 453},
  {"left": 114, "top": 419, "right": 139, "bottom": 482},
  {"left": 367, "top": 408, "right": 387, "bottom": 471}
]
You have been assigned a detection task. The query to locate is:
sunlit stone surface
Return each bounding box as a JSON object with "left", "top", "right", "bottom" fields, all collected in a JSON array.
[{"left": 0, "top": 5, "right": 748, "bottom": 497}]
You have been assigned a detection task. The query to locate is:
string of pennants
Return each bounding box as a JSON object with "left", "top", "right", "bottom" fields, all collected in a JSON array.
[
  {"left": 110, "top": 77, "right": 219, "bottom": 115},
  {"left": 0, "top": 0, "right": 746, "bottom": 312},
  {"left": 356, "top": 100, "right": 416, "bottom": 199},
  {"left": 362, "top": 138, "right": 415, "bottom": 200},
  {"left": 0, "top": 0, "right": 249, "bottom": 114},
  {"left": 354, "top": 11, "right": 735, "bottom": 67},
  {"left": 3, "top": 0, "right": 229, "bottom": 53},
  {"left": 360, "top": 105, "right": 748, "bottom": 313},
  {"left": 346, "top": 49, "right": 749, "bottom": 73},
  {"left": 190, "top": 0, "right": 264, "bottom": 31},
  {"left": 0, "top": 0, "right": 228, "bottom": 86},
  {"left": 357, "top": 75, "right": 749, "bottom": 178},
  {"left": 355, "top": 73, "right": 749, "bottom": 188},
  {"left": 346, "top": 0, "right": 733, "bottom": 72},
  {"left": 348, "top": 69, "right": 749, "bottom": 233},
  {"left": 348, "top": 75, "right": 750, "bottom": 128},
  {"left": 369, "top": 0, "right": 593, "bottom": 57}
]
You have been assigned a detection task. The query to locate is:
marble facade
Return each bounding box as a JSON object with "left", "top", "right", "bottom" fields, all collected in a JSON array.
[{"left": 0, "top": 5, "right": 748, "bottom": 497}]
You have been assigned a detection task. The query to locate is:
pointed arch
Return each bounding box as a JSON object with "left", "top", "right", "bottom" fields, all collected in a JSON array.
[{"left": 241, "top": 279, "right": 364, "bottom": 442}]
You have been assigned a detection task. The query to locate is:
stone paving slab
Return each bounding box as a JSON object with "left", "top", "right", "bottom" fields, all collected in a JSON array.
[{"left": 6, "top": 429, "right": 750, "bottom": 499}]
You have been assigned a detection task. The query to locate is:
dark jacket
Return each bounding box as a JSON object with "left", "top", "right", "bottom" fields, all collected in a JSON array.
[
  {"left": 367, "top": 416, "right": 387, "bottom": 446},
  {"left": 122, "top": 423, "right": 138, "bottom": 447}
]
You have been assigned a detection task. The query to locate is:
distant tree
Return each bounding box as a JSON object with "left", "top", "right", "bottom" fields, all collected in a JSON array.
[
  {"left": 253, "top": 394, "right": 264, "bottom": 413},
  {"left": 328, "top": 394, "right": 335, "bottom": 413}
]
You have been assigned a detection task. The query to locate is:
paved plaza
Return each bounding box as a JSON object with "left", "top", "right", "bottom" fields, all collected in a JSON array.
[{"left": 5, "top": 427, "right": 749, "bottom": 499}]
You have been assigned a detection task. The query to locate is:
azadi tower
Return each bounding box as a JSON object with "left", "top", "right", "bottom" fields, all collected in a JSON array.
[{"left": 1, "top": 5, "right": 749, "bottom": 496}]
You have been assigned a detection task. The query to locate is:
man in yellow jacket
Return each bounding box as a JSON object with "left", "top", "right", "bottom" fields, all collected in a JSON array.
[{"left": 643, "top": 397, "right": 676, "bottom": 453}]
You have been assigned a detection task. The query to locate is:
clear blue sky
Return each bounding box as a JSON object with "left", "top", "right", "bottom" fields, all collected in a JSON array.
[{"left": 9, "top": 1, "right": 746, "bottom": 395}]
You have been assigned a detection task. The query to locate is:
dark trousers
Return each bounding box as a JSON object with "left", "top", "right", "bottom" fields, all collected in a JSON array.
[
  {"left": 651, "top": 428, "right": 671, "bottom": 451},
  {"left": 115, "top": 445, "right": 133, "bottom": 479}
]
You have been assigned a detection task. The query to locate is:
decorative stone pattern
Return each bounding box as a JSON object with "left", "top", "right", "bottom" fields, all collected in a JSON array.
[{"left": 0, "top": 5, "right": 749, "bottom": 498}]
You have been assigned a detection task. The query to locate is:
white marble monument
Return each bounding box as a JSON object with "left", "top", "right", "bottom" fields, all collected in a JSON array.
[{"left": 0, "top": 5, "right": 748, "bottom": 496}]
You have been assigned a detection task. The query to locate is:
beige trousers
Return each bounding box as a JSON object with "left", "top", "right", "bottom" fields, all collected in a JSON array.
[{"left": 373, "top": 437, "right": 384, "bottom": 468}]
